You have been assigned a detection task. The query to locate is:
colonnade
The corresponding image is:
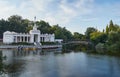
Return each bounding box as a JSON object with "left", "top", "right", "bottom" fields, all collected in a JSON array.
[
  {"left": 14, "top": 36, "right": 30, "bottom": 43},
  {"left": 14, "top": 36, "right": 46, "bottom": 43}
]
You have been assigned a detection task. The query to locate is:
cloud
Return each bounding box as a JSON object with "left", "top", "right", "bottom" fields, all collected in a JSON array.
[
  {"left": 0, "top": 0, "right": 94, "bottom": 23},
  {"left": 30, "top": 0, "right": 54, "bottom": 12},
  {"left": 43, "top": 0, "right": 94, "bottom": 25},
  {"left": 81, "top": 18, "right": 98, "bottom": 22},
  {"left": 0, "top": 0, "right": 16, "bottom": 19},
  {"left": 0, "top": 0, "right": 95, "bottom": 33}
]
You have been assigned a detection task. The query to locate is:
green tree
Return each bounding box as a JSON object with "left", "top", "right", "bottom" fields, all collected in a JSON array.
[
  {"left": 109, "top": 20, "right": 114, "bottom": 31},
  {"left": 53, "top": 25, "right": 64, "bottom": 39},
  {"left": 37, "top": 20, "right": 51, "bottom": 33},
  {"left": 50, "top": 25, "right": 73, "bottom": 41},
  {"left": 106, "top": 25, "right": 109, "bottom": 34},
  {"left": 62, "top": 27, "right": 73, "bottom": 41},
  {"left": 90, "top": 32, "right": 107, "bottom": 45},
  {"left": 73, "top": 32, "right": 84, "bottom": 40},
  {"left": 0, "top": 19, "right": 9, "bottom": 38},
  {"left": 8, "top": 15, "right": 26, "bottom": 33},
  {"left": 107, "top": 31, "right": 120, "bottom": 53},
  {"left": 85, "top": 27, "right": 97, "bottom": 39}
]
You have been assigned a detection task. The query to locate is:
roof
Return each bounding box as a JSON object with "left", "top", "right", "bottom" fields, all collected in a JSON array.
[{"left": 4, "top": 31, "right": 17, "bottom": 34}]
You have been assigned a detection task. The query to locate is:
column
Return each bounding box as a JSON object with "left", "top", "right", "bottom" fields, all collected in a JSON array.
[
  {"left": 38, "top": 34, "right": 40, "bottom": 42},
  {"left": 42, "top": 37, "right": 44, "bottom": 42},
  {"left": 30, "top": 34, "right": 34, "bottom": 43},
  {"left": 20, "top": 36, "right": 22, "bottom": 42},
  {"left": 23, "top": 36, "right": 25, "bottom": 42}
]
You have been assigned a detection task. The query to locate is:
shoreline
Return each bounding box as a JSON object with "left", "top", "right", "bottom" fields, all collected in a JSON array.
[{"left": 0, "top": 45, "right": 62, "bottom": 49}]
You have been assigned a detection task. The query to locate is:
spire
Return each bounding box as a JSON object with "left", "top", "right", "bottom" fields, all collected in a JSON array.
[
  {"left": 33, "top": 16, "right": 37, "bottom": 30},
  {"left": 34, "top": 16, "right": 36, "bottom": 22}
]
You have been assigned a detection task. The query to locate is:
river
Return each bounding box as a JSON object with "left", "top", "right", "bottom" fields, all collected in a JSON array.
[{"left": 1, "top": 49, "right": 120, "bottom": 77}]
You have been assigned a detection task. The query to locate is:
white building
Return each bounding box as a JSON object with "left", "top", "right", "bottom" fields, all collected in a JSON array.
[{"left": 3, "top": 19, "right": 55, "bottom": 44}]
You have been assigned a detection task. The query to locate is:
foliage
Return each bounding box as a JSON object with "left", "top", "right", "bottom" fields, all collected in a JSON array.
[
  {"left": 11, "top": 42, "right": 33, "bottom": 45},
  {"left": 37, "top": 20, "right": 52, "bottom": 33},
  {"left": 41, "top": 42, "right": 59, "bottom": 45},
  {"left": 105, "top": 20, "right": 119, "bottom": 34},
  {"left": 106, "top": 31, "right": 120, "bottom": 53},
  {"left": 50, "top": 25, "right": 73, "bottom": 41},
  {"left": 1, "top": 15, "right": 120, "bottom": 54},
  {"left": 95, "top": 43, "right": 106, "bottom": 53},
  {"left": 85, "top": 27, "right": 97, "bottom": 39},
  {"left": 0, "top": 15, "right": 74, "bottom": 41},
  {"left": 90, "top": 32, "right": 107, "bottom": 45},
  {"left": 0, "top": 51, "right": 7, "bottom": 75},
  {"left": 73, "top": 32, "right": 84, "bottom": 40}
]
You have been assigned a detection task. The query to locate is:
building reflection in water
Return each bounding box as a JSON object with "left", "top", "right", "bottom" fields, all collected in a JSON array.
[{"left": 1, "top": 49, "right": 62, "bottom": 77}]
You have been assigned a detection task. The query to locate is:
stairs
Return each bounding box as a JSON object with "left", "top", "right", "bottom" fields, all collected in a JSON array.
[{"left": 34, "top": 42, "right": 41, "bottom": 48}]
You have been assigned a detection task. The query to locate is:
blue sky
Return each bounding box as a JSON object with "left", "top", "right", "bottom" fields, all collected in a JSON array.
[{"left": 0, "top": 0, "right": 120, "bottom": 34}]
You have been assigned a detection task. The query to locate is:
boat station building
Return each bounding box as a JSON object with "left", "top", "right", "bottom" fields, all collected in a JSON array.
[{"left": 3, "top": 21, "right": 55, "bottom": 44}]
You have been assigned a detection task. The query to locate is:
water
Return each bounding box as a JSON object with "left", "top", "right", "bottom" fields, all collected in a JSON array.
[{"left": 1, "top": 49, "right": 120, "bottom": 77}]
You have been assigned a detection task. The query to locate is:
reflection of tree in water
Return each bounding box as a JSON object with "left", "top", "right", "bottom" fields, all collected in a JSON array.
[
  {"left": 0, "top": 50, "right": 25, "bottom": 77},
  {"left": 6, "top": 61, "right": 25, "bottom": 77},
  {"left": 0, "top": 51, "right": 7, "bottom": 76}
]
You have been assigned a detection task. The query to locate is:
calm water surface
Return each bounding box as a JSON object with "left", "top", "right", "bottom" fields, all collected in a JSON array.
[{"left": 1, "top": 49, "right": 120, "bottom": 77}]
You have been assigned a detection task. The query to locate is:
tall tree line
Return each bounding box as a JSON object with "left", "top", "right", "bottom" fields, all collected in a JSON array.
[
  {"left": 85, "top": 20, "right": 120, "bottom": 54},
  {"left": 0, "top": 15, "right": 84, "bottom": 41}
]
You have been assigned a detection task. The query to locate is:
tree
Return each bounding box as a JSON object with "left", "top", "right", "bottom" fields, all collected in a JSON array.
[
  {"left": 8, "top": 15, "right": 26, "bottom": 33},
  {"left": 53, "top": 25, "right": 64, "bottom": 39},
  {"left": 107, "top": 31, "right": 120, "bottom": 53},
  {"left": 106, "top": 25, "right": 109, "bottom": 34},
  {"left": 85, "top": 27, "right": 97, "bottom": 39},
  {"left": 109, "top": 20, "right": 114, "bottom": 31},
  {"left": 90, "top": 32, "right": 107, "bottom": 45},
  {"left": 0, "top": 19, "right": 10, "bottom": 38},
  {"left": 73, "top": 32, "right": 84, "bottom": 40},
  {"left": 37, "top": 20, "right": 51, "bottom": 33},
  {"left": 50, "top": 25, "right": 73, "bottom": 41},
  {"left": 62, "top": 27, "right": 73, "bottom": 41},
  {"left": 95, "top": 43, "right": 106, "bottom": 53}
]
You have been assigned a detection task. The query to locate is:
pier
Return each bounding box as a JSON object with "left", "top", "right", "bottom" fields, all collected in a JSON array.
[{"left": 0, "top": 45, "right": 62, "bottom": 49}]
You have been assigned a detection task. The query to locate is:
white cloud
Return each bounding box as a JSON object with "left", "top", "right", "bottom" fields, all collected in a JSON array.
[
  {"left": 0, "top": 1, "right": 16, "bottom": 19},
  {"left": 0, "top": 0, "right": 95, "bottom": 33},
  {"left": 30, "top": 0, "right": 54, "bottom": 12},
  {"left": 43, "top": 0, "right": 94, "bottom": 25},
  {"left": 60, "top": 4, "right": 76, "bottom": 15},
  {"left": 0, "top": 0, "right": 94, "bottom": 22},
  {"left": 81, "top": 18, "right": 98, "bottom": 22}
]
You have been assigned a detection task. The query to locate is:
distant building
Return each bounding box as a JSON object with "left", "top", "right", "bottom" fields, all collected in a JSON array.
[{"left": 3, "top": 18, "right": 55, "bottom": 44}]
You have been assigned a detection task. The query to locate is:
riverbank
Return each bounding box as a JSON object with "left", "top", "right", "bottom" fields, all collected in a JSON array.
[
  {"left": 86, "top": 51, "right": 120, "bottom": 57},
  {"left": 0, "top": 45, "right": 62, "bottom": 49}
]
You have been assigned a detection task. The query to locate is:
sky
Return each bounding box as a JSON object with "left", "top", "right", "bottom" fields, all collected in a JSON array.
[{"left": 0, "top": 0, "right": 120, "bottom": 34}]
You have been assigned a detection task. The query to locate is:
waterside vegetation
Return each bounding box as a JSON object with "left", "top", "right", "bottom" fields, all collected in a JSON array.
[{"left": 0, "top": 15, "right": 120, "bottom": 55}]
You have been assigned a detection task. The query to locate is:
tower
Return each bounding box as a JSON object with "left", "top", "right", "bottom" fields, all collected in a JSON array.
[
  {"left": 29, "top": 16, "right": 40, "bottom": 43},
  {"left": 33, "top": 16, "right": 37, "bottom": 30}
]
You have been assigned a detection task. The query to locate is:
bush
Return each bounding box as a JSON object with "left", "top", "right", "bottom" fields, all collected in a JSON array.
[
  {"left": 11, "top": 42, "right": 33, "bottom": 45},
  {"left": 95, "top": 43, "right": 106, "bottom": 53},
  {"left": 107, "top": 43, "right": 120, "bottom": 53},
  {"left": 41, "top": 42, "right": 59, "bottom": 45}
]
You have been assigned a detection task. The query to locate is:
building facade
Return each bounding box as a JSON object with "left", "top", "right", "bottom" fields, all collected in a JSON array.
[{"left": 3, "top": 21, "right": 55, "bottom": 44}]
